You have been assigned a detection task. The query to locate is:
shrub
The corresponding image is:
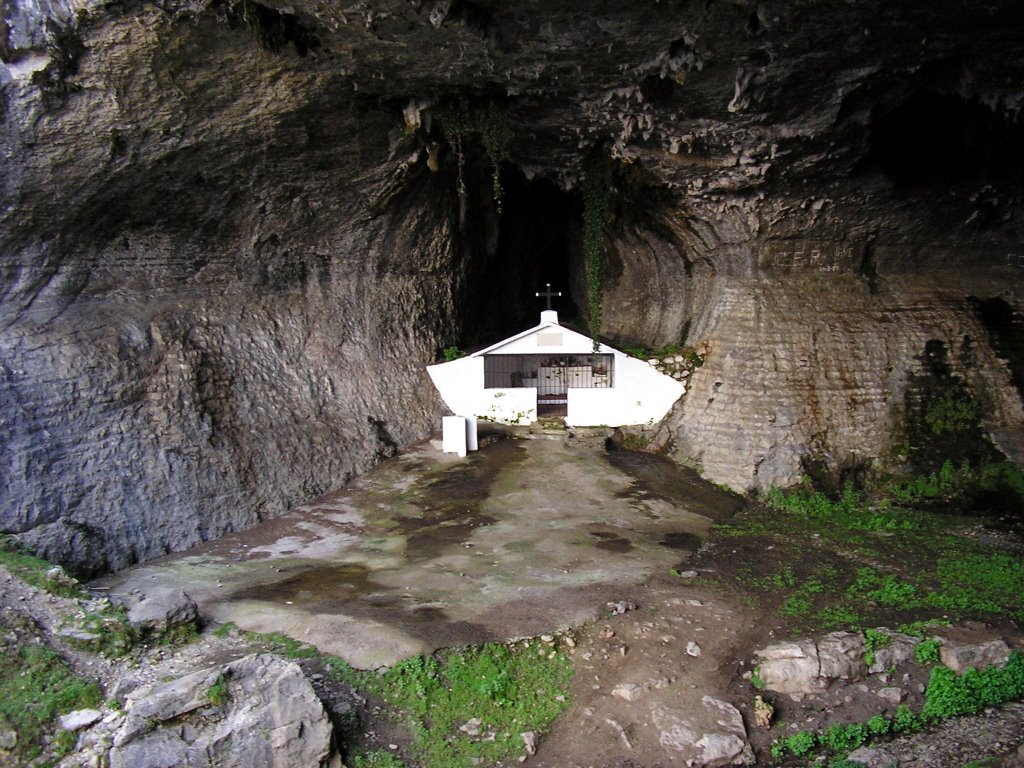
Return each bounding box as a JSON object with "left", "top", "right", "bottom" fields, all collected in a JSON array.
[
  {"left": 867, "top": 714, "right": 890, "bottom": 736},
  {"left": 922, "top": 651, "right": 1024, "bottom": 720},
  {"left": 820, "top": 722, "right": 868, "bottom": 752},
  {"left": 915, "top": 638, "right": 941, "bottom": 664},
  {"left": 892, "top": 703, "right": 921, "bottom": 733}
]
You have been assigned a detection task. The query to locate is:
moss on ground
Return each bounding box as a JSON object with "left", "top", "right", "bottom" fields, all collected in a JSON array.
[{"left": 0, "top": 617, "right": 102, "bottom": 766}]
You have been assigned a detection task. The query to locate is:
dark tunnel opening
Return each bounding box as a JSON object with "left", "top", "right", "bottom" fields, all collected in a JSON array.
[
  {"left": 459, "top": 169, "right": 582, "bottom": 349},
  {"left": 866, "top": 90, "right": 1024, "bottom": 187}
]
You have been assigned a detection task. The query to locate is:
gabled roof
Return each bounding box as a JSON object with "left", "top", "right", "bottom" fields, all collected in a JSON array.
[{"left": 471, "top": 313, "right": 616, "bottom": 357}]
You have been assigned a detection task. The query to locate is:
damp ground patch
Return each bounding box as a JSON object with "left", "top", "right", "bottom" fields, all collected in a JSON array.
[{"left": 96, "top": 432, "right": 740, "bottom": 668}]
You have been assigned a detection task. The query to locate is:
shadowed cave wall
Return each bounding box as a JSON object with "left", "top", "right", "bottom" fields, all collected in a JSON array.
[{"left": 2, "top": 0, "right": 1023, "bottom": 574}]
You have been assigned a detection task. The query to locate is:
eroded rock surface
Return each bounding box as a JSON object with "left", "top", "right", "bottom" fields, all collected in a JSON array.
[
  {"left": 757, "top": 631, "right": 868, "bottom": 694},
  {"left": 108, "top": 653, "right": 335, "bottom": 768}
]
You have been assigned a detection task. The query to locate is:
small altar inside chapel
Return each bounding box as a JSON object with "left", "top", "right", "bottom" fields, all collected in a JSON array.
[
  {"left": 483, "top": 353, "right": 613, "bottom": 416},
  {"left": 427, "top": 300, "right": 684, "bottom": 428}
]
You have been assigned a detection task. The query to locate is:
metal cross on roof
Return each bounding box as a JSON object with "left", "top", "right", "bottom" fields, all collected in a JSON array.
[{"left": 535, "top": 283, "right": 561, "bottom": 310}]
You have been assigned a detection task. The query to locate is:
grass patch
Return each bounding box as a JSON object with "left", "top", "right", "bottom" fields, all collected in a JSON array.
[
  {"left": 206, "top": 673, "right": 230, "bottom": 707},
  {"left": 0, "top": 635, "right": 102, "bottom": 764},
  {"left": 0, "top": 536, "right": 84, "bottom": 598},
  {"left": 326, "top": 640, "right": 572, "bottom": 768},
  {"left": 246, "top": 630, "right": 320, "bottom": 659},
  {"left": 770, "top": 653, "right": 1024, "bottom": 763},
  {"left": 213, "top": 621, "right": 238, "bottom": 638},
  {"left": 350, "top": 750, "right": 407, "bottom": 768},
  {"left": 62, "top": 606, "right": 140, "bottom": 658},
  {"left": 715, "top": 468, "right": 1024, "bottom": 635}
]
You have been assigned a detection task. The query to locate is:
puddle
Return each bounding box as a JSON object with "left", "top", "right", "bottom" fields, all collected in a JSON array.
[
  {"left": 659, "top": 531, "right": 702, "bottom": 550},
  {"left": 230, "top": 563, "right": 375, "bottom": 605},
  {"left": 607, "top": 449, "right": 743, "bottom": 522},
  {"left": 590, "top": 530, "right": 635, "bottom": 553}
]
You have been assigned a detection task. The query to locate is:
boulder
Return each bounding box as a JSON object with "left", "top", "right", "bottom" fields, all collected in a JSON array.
[
  {"left": 756, "top": 639, "right": 823, "bottom": 694},
  {"left": 109, "top": 654, "right": 335, "bottom": 768},
  {"left": 45, "top": 566, "right": 78, "bottom": 588},
  {"left": 651, "top": 697, "right": 753, "bottom": 766},
  {"left": 59, "top": 709, "right": 103, "bottom": 731},
  {"left": 867, "top": 629, "right": 920, "bottom": 674},
  {"left": 939, "top": 637, "right": 1011, "bottom": 674},
  {"left": 818, "top": 631, "right": 868, "bottom": 681},
  {"left": 113, "top": 588, "right": 198, "bottom": 634},
  {"left": 876, "top": 686, "right": 905, "bottom": 706},
  {"left": 756, "top": 632, "right": 867, "bottom": 694}
]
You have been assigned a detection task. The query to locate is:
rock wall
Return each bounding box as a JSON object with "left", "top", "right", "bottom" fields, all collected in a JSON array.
[{"left": 0, "top": 4, "right": 460, "bottom": 574}]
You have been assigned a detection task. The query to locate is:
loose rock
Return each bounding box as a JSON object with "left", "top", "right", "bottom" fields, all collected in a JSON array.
[{"left": 108, "top": 654, "right": 333, "bottom": 768}]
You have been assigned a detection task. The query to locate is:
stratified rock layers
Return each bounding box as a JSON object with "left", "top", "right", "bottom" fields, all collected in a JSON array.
[
  {"left": 1, "top": 7, "right": 458, "bottom": 574},
  {"left": 657, "top": 271, "right": 1024, "bottom": 489}
]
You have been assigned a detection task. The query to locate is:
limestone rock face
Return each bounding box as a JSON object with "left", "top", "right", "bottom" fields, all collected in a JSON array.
[
  {"left": 651, "top": 696, "right": 754, "bottom": 766},
  {"left": 2, "top": 0, "right": 1024, "bottom": 570},
  {"left": 110, "top": 653, "right": 334, "bottom": 768},
  {"left": 757, "top": 631, "right": 868, "bottom": 694},
  {"left": 114, "top": 587, "right": 199, "bottom": 634}
]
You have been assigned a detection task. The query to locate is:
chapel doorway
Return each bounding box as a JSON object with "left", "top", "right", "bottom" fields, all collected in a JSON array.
[{"left": 537, "top": 398, "right": 568, "bottom": 418}]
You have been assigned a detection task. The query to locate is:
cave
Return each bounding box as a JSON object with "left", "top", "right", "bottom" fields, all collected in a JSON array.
[
  {"left": 4, "top": 1, "right": 1024, "bottom": 764},
  {"left": 458, "top": 170, "right": 582, "bottom": 348},
  {"left": 0, "top": 0, "right": 1021, "bottom": 578},
  {"left": 867, "top": 90, "right": 1024, "bottom": 187}
]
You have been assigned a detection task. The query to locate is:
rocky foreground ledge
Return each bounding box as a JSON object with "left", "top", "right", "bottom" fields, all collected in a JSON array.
[{"left": 4, "top": 559, "right": 1024, "bottom": 767}]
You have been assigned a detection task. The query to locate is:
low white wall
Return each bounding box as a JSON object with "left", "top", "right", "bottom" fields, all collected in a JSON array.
[
  {"left": 565, "top": 353, "right": 684, "bottom": 427},
  {"left": 428, "top": 348, "right": 682, "bottom": 427},
  {"left": 477, "top": 388, "right": 537, "bottom": 425},
  {"left": 427, "top": 359, "right": 537, "bottom": 424}
]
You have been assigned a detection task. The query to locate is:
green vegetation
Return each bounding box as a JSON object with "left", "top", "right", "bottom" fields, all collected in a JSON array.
[
  {"left": 924, "top": 383, "right": 981, "bottom": 436},
  {"left": 213, "top": 621, "right": 239, "bottom": 638},
  {"left": 439, "top": 100, "right": 513, "bottom": 212},
  {"left": 769, "top": 655, "right": 1024, "bottom": 764},
  {"left": 863, "top": 628, "right": 893, "bottom": 667},
  {"left": 324, "top": 639, "right": 572, "bottom": 768},
  {"left": 158, "top": 621, "right": 201, "bottom": 646},
  {"left": 922, "top": 651, "right": 1024, "bottom": 720},
  {"left": 0, "top": 535, "right": 84, "bottom": 598},
  {"left": 206, "top": 673, "right": 231, "bottom": 707},
  {"left": 0, "top": 639, "right": 102, "bottom": 765},
  {"left": 247, "top": 630, "right": 320, "bottom": 659},
  {"left": 770, "top": 707, "right": 915, "bottom": 762},
  {"left": 915, "top": 638, "right": 942, "bottom": 664},
  {"left": 443, "top": 346, "right": 466, "bottom": 362},
  {"left": 619, "top": 432, "right": 651, "bottom": 451},
  {"left": 351, "top": 750, "right": 407, "bottom": 768},
  {"left": 751, "top": 665, "right": 764, "bottom": 690},
  {"left": 63, "top": 606, "right": 140, "bottom": 658},
  {"left": 582, "top": 155, "right": 613, "bottom": 349},
  {"left": 714, "top": 460, "right": 1024, "bottom": 636}
]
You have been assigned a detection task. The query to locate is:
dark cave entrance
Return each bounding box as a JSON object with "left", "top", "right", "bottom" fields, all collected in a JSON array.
[
  {"left": 865, "top": 90, "right": 1024, "bottom": 187},
  {"left": 460, "top": 170, "right": 581, "bottom": 349}
]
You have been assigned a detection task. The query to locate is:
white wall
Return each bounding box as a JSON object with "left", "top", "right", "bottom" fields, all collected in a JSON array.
[
  {"left": 427, "top": 358, "right": 537, "bottom": 425},
  {"left": 428, "top": 328, "right": 684, "bottom": 428},
  {"left": 565, "top": 352, "right": 684, "bottom": 427},
  {"left": 478, "top": 388, "right": 537, "bottom": 425}
]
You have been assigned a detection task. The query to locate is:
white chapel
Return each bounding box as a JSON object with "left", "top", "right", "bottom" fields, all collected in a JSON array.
[{"left": 427, "top": 309, "right": 684, "bottom": 428}]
